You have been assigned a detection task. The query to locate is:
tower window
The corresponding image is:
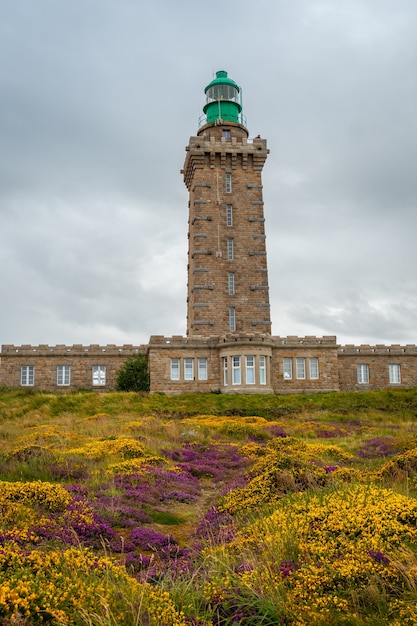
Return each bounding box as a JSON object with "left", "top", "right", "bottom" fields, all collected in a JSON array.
[
  {"left": 357, "top": 364, "right": 369, "bottom": 384},
  {"left": 232, "top": 356, "right": 241, "bottom": 385},
  {"left": 229, "top": 307, "right": 236, "bottom": 331},
  {"left": 228, "top": 272, "right": 235, "bottom": 295},
  {"left": 245, "top": 356, "right": 255, "bottom": 384},
  {"left": 57, "top": 365, "right": 71, "bottom": 386},
  {"left": 21, "top": 365, "right": 34, "bottom": 386},
  {"left": 222, "top": 129, "right": 231, "bottom": 140},
  {"left": 92, "top": 365, "right": 106, "bottom": 386},
  {"left": 226, "top": 204, "right": 233, "bottom": 227},
  {"left": 388, "top": 364, "right": 401, "bottom": 384},
  {"left": 226, "top": 173, "right": 232, "bottom": 193},
  {"left": 170, "top": 358, "right": 180, "bottom": 380},
  {"left": 227, "top": 238, "right": 234, "bottom": 260}
]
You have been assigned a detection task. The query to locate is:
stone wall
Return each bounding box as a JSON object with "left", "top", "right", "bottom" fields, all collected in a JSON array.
[
  {"left": 0, "top": 344, "right": 147, "bottom": 391},
  {"left": 2, "top": 336, "right": 417, "bottom": 394}
]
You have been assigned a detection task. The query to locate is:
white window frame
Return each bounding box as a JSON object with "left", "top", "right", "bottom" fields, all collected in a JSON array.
[
  {"left": 226, "top": 204, "right": 233, "bottom": 227},
  {"left": 296, "top": 358, "right": 306, "bottom": 380},
  {"left": 223, "top": 357, "right": 228, "bottom": 386},
  {"left": 228, "top": 272, "right": 235, "bottom": 295},
  {"left": 227, "top": 238, "right": 234, "bottom": 260},
  {"left": 57, "top": 365, "right": 71, "bottom": 386},
  {"left": 245, "top": 355, "right": 255, "bottom": 384},
  {"left": 92, "top": 365, "right": 106, "bottom": 386},
  {"left": 357, "top": 364, "right": 369, "bottom": 384},
  {"left": 259, "top": 355, "right": 266, "bottom": 385},
  {"left": 232, "top": 356, "right": 241, "bottom": 385},
  {"left": 283, "top": 358, "right": 292, "bottom": 380},
  {"left": 226, "top": 173, "right": 232, "bottom": 193},
  {"left": 21, "top": 365, "right": 34, "bottom": 386},
  {"left": 184, "top": 358, "right": 194, "bottom": 381},
  {"left": 198, "top": 357, "right": 208, "bottom": 381},
  {"left": 388, "top": 364, "right": 401, "bottom": 384},
  {"left": 229, "top": 307, "right": 236, "bottom": 332},
  {"left": 309, "top": 358, "right": 319, "bottom": 380},
  {"left": 170, "top": 358, "right": 180, "bottom": 380}
]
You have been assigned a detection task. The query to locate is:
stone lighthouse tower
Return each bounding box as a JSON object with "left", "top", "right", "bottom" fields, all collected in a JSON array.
[{"left": 183, "top": 70, "right": 271, "bottom": 337}]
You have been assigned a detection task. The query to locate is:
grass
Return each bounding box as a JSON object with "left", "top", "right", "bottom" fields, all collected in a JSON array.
[{"left": 2, "top": 387, "right": 417, "bottom": 624}]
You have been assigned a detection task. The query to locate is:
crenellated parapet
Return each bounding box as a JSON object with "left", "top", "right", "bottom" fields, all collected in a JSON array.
[
  {"left": 339, "top": 344, "right": 417, "bottom": 355},
  {"left": 1, "top": 344, "right": 148, "bottom": 356}
]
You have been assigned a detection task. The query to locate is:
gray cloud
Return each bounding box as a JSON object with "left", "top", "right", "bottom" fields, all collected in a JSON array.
[{"left": 1, "top": 0, "right": 417, "bottom": 347}]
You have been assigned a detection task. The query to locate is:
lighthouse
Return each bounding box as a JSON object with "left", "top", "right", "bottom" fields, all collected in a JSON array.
[{"left": 183, "top": 70, "right": 271, "bottom": 337}]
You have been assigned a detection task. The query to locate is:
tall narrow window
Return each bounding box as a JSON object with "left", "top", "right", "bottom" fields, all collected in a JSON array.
[
  {"left": 259, "top": 355, "right": 266, "bottom": 385},
  {"left": 57, "top": 365, "right": 71, "bottom": 386},
  {"left": 170, "top": 358, "right": 180, "bottom": 380},
  {"left": 198, "top": 358, "right": 208, "bottom": 380},
  {"left": 283, "top": 358, "right": 292, "bottom": 380},
  {"left": 296, "top": 358, "right": 306, "bottom": 380},
  {"left": 225, "top": 173, "right": 232, "bottom": 193},
  {"left": 184, "top": 358, "right": 194, "bottom": 380},
  {"left": 388, "top": 364, "right": 401, "bottom": 384},
  {"left": 227, "top": 238, "right": 234, "bottom": 260},
  {"left": 223, "top": 357, "right": 228, "bottom": 386},
  {"left": 223, "top": 129, "right": 231, "bottom": 140},
  {"left": 357, "top": 364, "right": 369, "bottom": 384},
  {"left": 21, "top": 365, "right": 34, "bottom": 386},
  {"left": 232, "top": 356, "right": 241, "bottom": 385},
  {"left": 309, "top": 358, "right": 319, "bottom": 380},
  {"left": 92, "top": 365, "right": 106, "bottom": 386},
  {"left": 245, "top": 356, "right": 255, "bottom": 384},
  {"left": 229, "top": 307, "right": 236, "bottom": 331},
  {"left": 228, "top": 272, "right": 235, "bottom": 295},
  {"left": 226, "top": 204, "right": 233, "bottom": 227}
]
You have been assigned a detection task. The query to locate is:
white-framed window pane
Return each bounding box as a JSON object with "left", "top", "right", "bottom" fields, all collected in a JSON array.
[
  {"left": 296, "top": 358, "right": 306, "bottom": 380},
  {"left": 357, "top": 364, "right": 369, "bottom": 384},
  {"left": 170, "top": 358, "right": 180, "bottom": 380},
  {"left": 232, "top": 356, "right": 241, "bottom": 385},
  {"left": 227, "top": 238, "right": 234, "bottom": 260},
  {"left": 228, "top": 272, "right": 235, "bottom": 295},
  {"left": 198, "top": 358, "right": 207, "bottom": 380},
  {"left": 389, "top": 364, "right": 401, "bottom": 384},
  {"left": 283, "top": 358, "right": 292, "bottom": 380},
  {"left": 259, "top": 355, "right": 266, "bottom": 385},
  {"left": 223, "top": 357, "right": 228, "bottom": 386},
  {"left": 223, "top": 129, "right": 231, "bottom": 140},
  {"left": 309, "top": 358, "right": 319, "bottom": 380},
  {"left": 92, "top": 365, "right": 106, "bottom": 386},
  {"left": 21, "top": 365, "right": 34, "bottom": 386},
  {"left": 229, "top": 307, "right": 236, "bottom": 331},
  {"left": 246, "top": 355, "right": 255, "bottom": 384},
  {"left": 57, "top": 365, "right": 70, "bottom": 386},
  {"left": 226, "top": 204, "right": 233, "bottom": 227},
  {"left": 184, "top": 358, "right": 194, "bottom": 380},
  {"left": 226, "top": 173, "right": 232, "bottom": 193}
]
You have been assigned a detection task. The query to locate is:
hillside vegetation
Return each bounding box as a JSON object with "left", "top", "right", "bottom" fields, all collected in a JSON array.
[{"left": 1, "top": 387, "right": 417, "bottom": 625}]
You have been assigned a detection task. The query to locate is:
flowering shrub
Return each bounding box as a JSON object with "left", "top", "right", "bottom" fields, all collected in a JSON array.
[{"left": 67, "top": 436, "right": 147, "bottom": 460}]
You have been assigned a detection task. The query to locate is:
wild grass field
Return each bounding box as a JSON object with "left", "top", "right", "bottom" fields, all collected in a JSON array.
[{"left": 2, "top": 387, "right": 417, "bottom": 625}]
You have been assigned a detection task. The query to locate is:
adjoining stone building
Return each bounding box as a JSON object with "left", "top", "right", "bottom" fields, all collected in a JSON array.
[{"left": 1, "top": 71, "right": 417, "bottom": 394}]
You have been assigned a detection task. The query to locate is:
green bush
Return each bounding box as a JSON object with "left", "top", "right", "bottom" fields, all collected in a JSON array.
[{"left": 115, "top": 354, "right": 150, "bottom": 392}]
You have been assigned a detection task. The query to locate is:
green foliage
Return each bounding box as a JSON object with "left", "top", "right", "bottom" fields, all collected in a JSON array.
[{"left": 115, "top": 354, "right": 150, "bottom": 392}]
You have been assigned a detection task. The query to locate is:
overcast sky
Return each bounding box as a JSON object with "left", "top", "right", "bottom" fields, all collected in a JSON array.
[{"left": 1, "top": 0, "right": 417, "bottom": 348}]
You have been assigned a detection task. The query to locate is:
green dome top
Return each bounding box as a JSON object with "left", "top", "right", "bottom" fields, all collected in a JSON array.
[{"left": 204, "top": 70, "right": 240, "bottom": 95}]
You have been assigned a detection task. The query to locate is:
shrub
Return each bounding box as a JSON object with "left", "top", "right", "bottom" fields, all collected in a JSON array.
[{"left": 115, "top": 354, "right": 150, "bottom": 392}]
